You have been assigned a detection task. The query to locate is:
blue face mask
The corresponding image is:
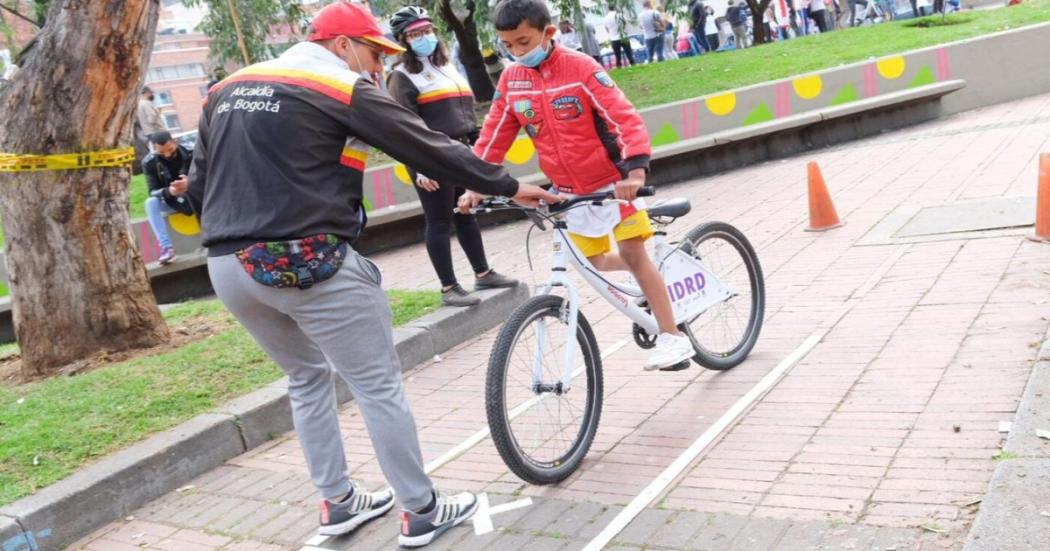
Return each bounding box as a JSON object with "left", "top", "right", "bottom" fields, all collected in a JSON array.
[
  {"left": 410, "top": 35, "right": 439, "bottom": 57},
  {"left": 513, "top": 40, "right": 550, "bottom": 68}
]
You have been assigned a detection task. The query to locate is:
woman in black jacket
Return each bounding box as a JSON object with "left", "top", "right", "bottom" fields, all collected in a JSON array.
[{"left": 387, "top": 6, "right": 517, "bottom": 306}]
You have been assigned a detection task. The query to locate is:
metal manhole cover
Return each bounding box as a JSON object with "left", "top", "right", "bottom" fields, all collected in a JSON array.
[{"left": 894, "top": 196, "right": 1036, "bottom": 238}]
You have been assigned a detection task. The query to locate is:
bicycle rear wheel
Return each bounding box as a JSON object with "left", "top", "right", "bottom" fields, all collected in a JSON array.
[
  {"left": 486, "top": 294, "right": 603, "bottom": 485},
  {"left": 677, "top": 221, "right": 765, "bottom": 370}
]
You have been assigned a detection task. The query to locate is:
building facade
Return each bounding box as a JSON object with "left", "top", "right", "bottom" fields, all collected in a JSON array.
[{"left": 145, "top": 32, "right": 212, "bottom": 134}]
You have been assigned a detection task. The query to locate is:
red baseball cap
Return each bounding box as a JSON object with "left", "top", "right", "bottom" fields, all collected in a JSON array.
[{"left": 307, "top": 1, "right": 405, "bottom": 55}]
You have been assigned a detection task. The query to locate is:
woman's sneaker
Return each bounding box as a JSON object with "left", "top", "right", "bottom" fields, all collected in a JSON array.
[
  {"left": 318, "top": 484, "right": 395, "bottom": 536},
  {"left": 441, "top": 284, "right": 481, "bottom": 307},
  {"left": 398, "top": 490, "right": 479, "bottom": 548},
  {"left": 474, "top": 269, "right": 518, "bottom": 290},
  {"left": 158, "top": 247, "right": 176, "bottom": 265}
]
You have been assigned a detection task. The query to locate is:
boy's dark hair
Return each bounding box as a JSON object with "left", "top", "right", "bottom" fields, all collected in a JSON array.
[{"left": 492, "top": 0, "right": 551, "bottom": 32}]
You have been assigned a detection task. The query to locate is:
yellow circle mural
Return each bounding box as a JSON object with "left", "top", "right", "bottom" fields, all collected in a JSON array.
[
  {"left": 169, "top": 213, "right": 201, "bottom": 236},
  {"left": 394, "top": 163, "right": 412, "bottom": 185},
  {"left": 792, "top": 75, "right": 823, "bottom": 100},
  {"left": 506, "top": 137, "right": 536, "bottom": 165},
  {"left": 705, "top": 93, "right": 736, "bottom": 116},
  {"left": 877, "top": 57, "right": 906, "bottom": 80}
]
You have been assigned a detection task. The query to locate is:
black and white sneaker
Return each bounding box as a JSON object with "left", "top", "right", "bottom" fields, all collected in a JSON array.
[
  {"left": 398, "top": 490, "right": 479, "bottom": 548},
  {"left": 318, "top": 483, "right": 395, "bottom": 536}
]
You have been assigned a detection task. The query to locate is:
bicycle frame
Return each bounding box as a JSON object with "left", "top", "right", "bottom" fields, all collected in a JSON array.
[{"left": 531, "top": 216, "right": 736, "bottom": 391}]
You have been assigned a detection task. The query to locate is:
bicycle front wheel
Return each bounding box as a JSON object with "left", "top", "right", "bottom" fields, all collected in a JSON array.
[
  {"left": 486, "top": 294, "right": 603, "bottom": 485},
  {"left": 678, "top": 221, "right": 765, "bottom": 370}
]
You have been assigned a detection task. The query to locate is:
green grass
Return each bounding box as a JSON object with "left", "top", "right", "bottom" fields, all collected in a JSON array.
[
  {"left": 129, "top": 173, "right": 148, "bottom": 220},
  {"left": 387, "top": 289, "right": 441, "bottom": 326},
  {"left": 993, "top": 450, "right": 1020, "bottom": 461},
  {"left": 0, "top": 290, "right": 439, "bottom": 506},
  {"left": 612, "top": 2, "right": 1050, "bottom": 109}
]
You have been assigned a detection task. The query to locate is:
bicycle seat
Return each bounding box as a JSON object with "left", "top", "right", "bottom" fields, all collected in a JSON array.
[{"left": 648, "top": 198, "right": 691, "bottom": 219}]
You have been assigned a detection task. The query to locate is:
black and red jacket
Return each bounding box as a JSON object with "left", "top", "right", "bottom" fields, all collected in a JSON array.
[
  {"left": 475, "top": 45, "right": 651, "bottom": 195},
  {"left": 187, "top": 41, "right": 518, "bottom": 256}
]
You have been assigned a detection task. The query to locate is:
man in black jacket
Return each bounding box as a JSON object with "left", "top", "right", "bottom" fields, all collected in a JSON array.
[
  {"left": 186, "top": 2, "right": 558, "bottom": 546},
  {"left": 143, "top": 131, "right": 193, "bottom": 264},
  {"left": 688, "top": 0, "right": 712, "bottom": 53}
]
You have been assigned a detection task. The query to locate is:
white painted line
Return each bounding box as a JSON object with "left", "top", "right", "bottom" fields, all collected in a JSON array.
[
  {"left": 852, "top": 245, "right": 910, "bottom": 299},
  {"left": 302, "top": 338, "right": 631, "bottom": 550},
  {"left": 303, "top": 535, "right": 327, "bottom": 546},
  {"left": 488, "top": 497, "right": 533, "bottom": 516},
  {"left": 581, "top": 332, "right": 826, "bottom": 551},
  {"left": 474, "top": 495, "right": 535, "bottom": 535},
  {"left": 472, "top": 493, "right": 494, "bottom": 535}
]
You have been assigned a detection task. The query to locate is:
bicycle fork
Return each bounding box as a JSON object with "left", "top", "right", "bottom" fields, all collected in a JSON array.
[{"left": 532, "top": 233, "right": 581, "bottom": 395}]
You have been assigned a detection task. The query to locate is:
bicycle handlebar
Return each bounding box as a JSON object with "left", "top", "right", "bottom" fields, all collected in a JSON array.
[
  {"left": 463, "top": 186, "right": 656, "bottom": 228},
  {"left": 546, "top": 185, "right": 656, "bottom": 214}
]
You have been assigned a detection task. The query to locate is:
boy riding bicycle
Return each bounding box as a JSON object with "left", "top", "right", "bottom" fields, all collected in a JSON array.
[{"left": 461, "top": 0, "right": 694, "bottom": 370}]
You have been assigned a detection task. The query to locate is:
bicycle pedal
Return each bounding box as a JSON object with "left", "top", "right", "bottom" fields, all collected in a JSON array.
[{"left": 659, "top": 360, "right": 692, "bottom": 372}]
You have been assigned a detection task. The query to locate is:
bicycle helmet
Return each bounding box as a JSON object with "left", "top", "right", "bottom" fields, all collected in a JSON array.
[{"left": 389, "top": 6, "right": 432, "bottom": 40}]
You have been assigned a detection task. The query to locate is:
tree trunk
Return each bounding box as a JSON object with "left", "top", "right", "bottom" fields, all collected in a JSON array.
[
  {"left": 437, "top": 0, "right": 495, "bottom": 102},
  {"left": 0, "top": 0, "right": 169, "bottom": 379},
  {"left": 746, "top": 0, "right": 772, "bottom": 44}
]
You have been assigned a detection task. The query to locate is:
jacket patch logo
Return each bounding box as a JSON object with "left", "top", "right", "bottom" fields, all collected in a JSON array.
[
  {"left": 513, "top": 99, "right": 536, "bottom": 119},
  {"left": 508, "top": 80, "right": 534, "bottom": 89},
  {"left": 493, "top": 91, "right": 502, "bottom": 101},
  {"left": 525, "top": 123, "right": 542, "bottom": 138},
  {"left": 594, "top": 71, "right": 615, "bottom": 88},
  {"left": 551, "top": 96, "right": 584, "bottom": 121}
]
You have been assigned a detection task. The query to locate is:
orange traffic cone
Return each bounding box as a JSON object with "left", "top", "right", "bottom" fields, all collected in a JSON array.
[
  {"left": 1028, "top": 154, "right": 1050, "bottom": 243},
  {"left": 805, "top": 161, "right": 844, "bottom": 232}
]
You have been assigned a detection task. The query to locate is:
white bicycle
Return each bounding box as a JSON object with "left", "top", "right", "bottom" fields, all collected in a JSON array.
[{"left": 472, "top": 187, "right": 766, "bottom": 484}]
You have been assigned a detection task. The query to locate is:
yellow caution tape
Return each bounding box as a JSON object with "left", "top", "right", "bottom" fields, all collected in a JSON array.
[{"left": 0, "top": 147, "right": 136, "bottom": 173}]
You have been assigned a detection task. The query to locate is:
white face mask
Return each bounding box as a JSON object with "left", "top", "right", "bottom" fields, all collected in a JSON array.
[{"left": 344, "top": 41, "right": 383, "bottom": 88}]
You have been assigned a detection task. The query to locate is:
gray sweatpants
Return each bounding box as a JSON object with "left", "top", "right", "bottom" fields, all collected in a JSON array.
[{"left": 208, "top": 251, "right": 433, "bottom": 509}]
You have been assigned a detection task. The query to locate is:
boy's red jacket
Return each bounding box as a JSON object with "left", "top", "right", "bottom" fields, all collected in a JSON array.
[{"left": 474, "top": 45, "right": 651, "bottom": 195}]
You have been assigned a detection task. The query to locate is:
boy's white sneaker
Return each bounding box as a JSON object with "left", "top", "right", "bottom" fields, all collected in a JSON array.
[{"left": 643, "top": 333, "right": 694, "bottom": 371}]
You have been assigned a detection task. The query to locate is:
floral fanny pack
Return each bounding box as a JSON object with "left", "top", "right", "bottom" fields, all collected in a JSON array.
[{"left": 235, "top": 234, "right": 347, "bottom": 290}]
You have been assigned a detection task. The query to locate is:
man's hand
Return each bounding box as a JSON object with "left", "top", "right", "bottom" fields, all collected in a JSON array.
[
  {"left": 512, "top": 183, "right": 563, "bottom": 209},
  {"left": 415, "top": 173, "right": 440, "bottom": 192},
  {"left": 614, "top": 169, "right": 646, "bottom": 201},
  {"left": 457, "top": 184, "right": 563, "bottom": 214},
  {"left": 457, "top": 190, "right": 484, "bottom": 214},
  {"left": 168, "top": 175, "right": 189, "bottom": 197}
]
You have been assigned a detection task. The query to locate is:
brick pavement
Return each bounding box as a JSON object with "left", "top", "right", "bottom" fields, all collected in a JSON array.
[{"left": 71, "top": 91, "right": 1050, "bottom": 550}]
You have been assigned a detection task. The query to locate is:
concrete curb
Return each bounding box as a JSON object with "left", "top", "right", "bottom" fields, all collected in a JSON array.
[
  {"left": 963, "top": 332, "right": 1050, "bottom": 550},
  {"left": 0, "top": 283, "right": 529, "bottom": 551}
]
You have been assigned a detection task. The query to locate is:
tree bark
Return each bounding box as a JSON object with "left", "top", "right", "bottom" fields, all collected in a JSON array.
[
  {"left": 746, "top": 0, "right": 773, "bottom": 44},
  {"left": 0, "top": 0, "right": 169, "bottom": 379},
  {"left": 436, "top": 0, "right": 495, "bottom": 102}
]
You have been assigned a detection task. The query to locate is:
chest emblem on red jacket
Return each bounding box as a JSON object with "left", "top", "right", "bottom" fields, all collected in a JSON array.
[
  {"left": 551, "top": 96, "right": 584, "bottom": 121},
  {"left": 508, "top": 80, "right": 534, "bottom": 89},
  {"left": 513, "top": 99, "right": 536, "bottom": 119}
]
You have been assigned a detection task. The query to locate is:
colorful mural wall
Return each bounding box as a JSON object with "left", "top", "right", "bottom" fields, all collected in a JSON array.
[{"left": 6, "top": 19, "right": 1049, "bottom": 297}]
